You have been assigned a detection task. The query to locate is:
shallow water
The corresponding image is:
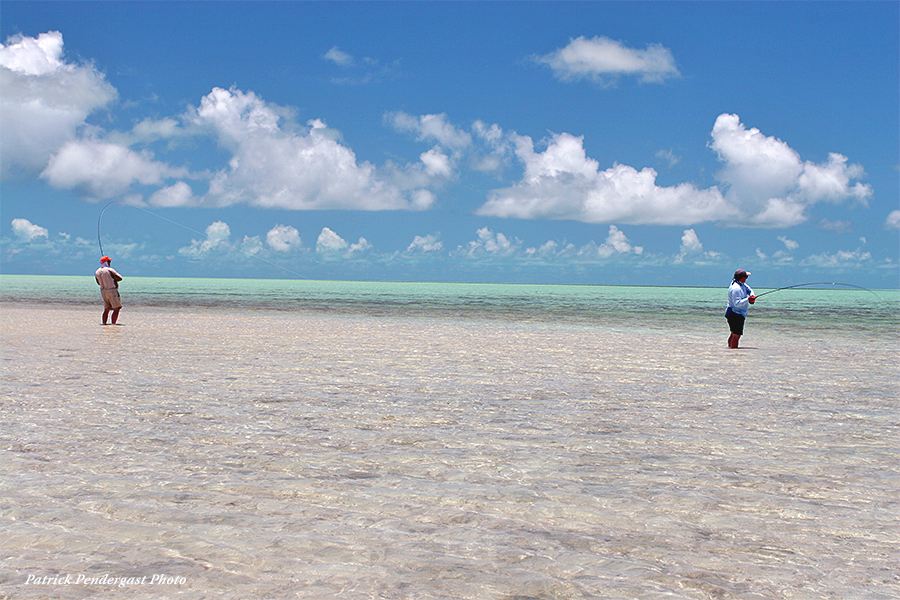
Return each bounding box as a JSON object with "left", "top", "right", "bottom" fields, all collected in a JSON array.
[{"left": 1, "top": 277, "right": 898, "bottom": 599}]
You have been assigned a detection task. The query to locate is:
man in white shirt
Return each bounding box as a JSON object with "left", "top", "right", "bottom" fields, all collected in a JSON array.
[{"left": 95, "top": 256, "right": 124, "bottom": 325}]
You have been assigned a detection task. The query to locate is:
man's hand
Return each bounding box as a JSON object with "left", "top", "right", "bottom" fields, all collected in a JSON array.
[{"left": 749, "top": 295, "right": 757, "bottom": 304}]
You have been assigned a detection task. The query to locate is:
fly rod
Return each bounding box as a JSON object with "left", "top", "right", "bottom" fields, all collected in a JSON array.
[{"left": 755, "top": 282, "right": 884, "bottom": 302}]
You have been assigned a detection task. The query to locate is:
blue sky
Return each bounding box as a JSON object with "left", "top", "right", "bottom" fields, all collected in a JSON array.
[{"left": 2, "top": 1, "right": 898, "bottom": 288}]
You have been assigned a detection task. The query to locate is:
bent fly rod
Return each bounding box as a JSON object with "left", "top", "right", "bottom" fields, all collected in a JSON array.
[{"left": 755, "top": 282, "right": 884, "bottom": 302}]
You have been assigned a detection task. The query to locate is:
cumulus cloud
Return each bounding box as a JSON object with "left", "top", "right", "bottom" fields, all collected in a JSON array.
[
  {"left": 316, "top": 227, "right": 347, "bottom": 252},
  {"left": 266, "top": 225, "right": 302, "bottom": 252},
  {"left": 316, "top": 227, "right": 371, "bottom": 255},
  {"left": 710, "top": 114, "right": 872, "bottom": 227},
  {"left": 594, "top": 225, "right": 643, "bottom": 258},
  {"left": 680, "top": 229, "right": 703, "bottom": 254},
  {"left": 886, "top": 210, "right": 900, "bottom": 230},
  {"left": 802, "top": 249, "right": 872, "bottom": 268},
  {"left": 195, "top": 87, "right": 436, "bottom": 211},
  {"left": 420, "top": 148, "right": 453, "bottom": 177},
  {"left": 149, "top": 181, "right": 196, "bottom": 207},
  {"left": 535, "top": 36, "right": 680, "bottom": 84},
  {"left": 41, "top": 140, "right": 183, "bottom": 201},
  {"left": 406, "top": 234, "right": 443, "bottom": 253},
  {"left": 526, "top": 240, "right": 570, "bottom": 258},
  {"left": 11, "top": 218, "right": 49, "bottom": 241},
  {"left": 348, "top": 238, "right": 373, "bottom": 253},
  {"left": 477, "top": 131, "right": 732, "bottom": 225},
  {"left": 476, "top": 113, "right": 872, "bottom": 229},
  {"left": 454, "top": 227, "right": 522, "bottom": 258},
  {"left": 673, "top": 228, "right": 725, "bottom": 263},
  {"left": 0, "top": 31, "right": 117, "bottom": 177},
  {"left": 178, "top": 221, "right": 231, "bottom": 257}
]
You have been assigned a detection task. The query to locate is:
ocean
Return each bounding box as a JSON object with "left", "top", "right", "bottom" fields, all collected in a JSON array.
[{"left": 1, "top": 275, "right": 898, "bottom": 599}]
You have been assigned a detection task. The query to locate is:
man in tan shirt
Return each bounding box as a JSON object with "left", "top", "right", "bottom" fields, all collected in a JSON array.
[{"left": 95, "top": 256, "right": 123, "bottom": 325}]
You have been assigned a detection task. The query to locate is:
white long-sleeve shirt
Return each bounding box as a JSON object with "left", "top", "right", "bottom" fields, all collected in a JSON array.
[{"left": 727, "top": 280, "right": 754, "bottom": 316}]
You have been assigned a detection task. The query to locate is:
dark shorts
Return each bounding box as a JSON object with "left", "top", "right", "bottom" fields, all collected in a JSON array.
[{"left": 726, "top": 309, "right": 745, "bottom": 335}]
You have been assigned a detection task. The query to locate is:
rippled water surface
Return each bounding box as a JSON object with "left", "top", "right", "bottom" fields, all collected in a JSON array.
[{"left": 1, "top": 277, "right": 898, "bottom": 599}]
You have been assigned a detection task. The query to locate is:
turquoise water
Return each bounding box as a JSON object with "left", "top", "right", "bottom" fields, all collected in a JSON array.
[
  {"left": 2, "top": 275, "right": 896, "bottom": 332},
  {"left": 1, "top": 275, "right": 898, "bottom": 599}
]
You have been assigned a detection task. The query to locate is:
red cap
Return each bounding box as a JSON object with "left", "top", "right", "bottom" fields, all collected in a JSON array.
[{"left": 100, "top": 256, "right": 111, "bottom": 263}]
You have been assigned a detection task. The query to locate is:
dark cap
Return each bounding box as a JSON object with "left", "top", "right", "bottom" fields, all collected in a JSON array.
[{"left": 733, "top": 269, "right": 750, "bottom": 280}]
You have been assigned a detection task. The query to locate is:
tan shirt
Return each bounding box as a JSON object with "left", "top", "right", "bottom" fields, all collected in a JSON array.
[{"left": 95, "top": 266, "right": 122, "bottom": 290}]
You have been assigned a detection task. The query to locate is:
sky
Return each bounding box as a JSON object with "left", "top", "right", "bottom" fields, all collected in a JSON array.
[{"left": 1, "top": 1, "right": 898, "bottom": 288}]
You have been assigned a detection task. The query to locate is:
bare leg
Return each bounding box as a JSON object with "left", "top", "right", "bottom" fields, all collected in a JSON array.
[
  {"left": 728, "top": 333, "right": 740, "bottom": 349},
  {"left": 102, "top": 308, "right": 110, "bottom": 325},
  {"left": 111, "top": 308, "right": 120, "bottom": 324}
]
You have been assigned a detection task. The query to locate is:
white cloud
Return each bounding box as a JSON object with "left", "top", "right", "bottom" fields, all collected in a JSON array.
[
  {"left": 477, "top": 131, "right": 732, "bottom": 225},
  {"left": 886, "top": 210, "right": 900, "bottom": 230},
  {"left": 316, "top": 227, "right": 348, "bottom": 252},
  {"left": 323, "top": 46, "right": 353, "bottom": 67},
  {"left": 316, "top": 227, "right": 370, "bottom": 255},
  {"left": 41, "top": 140, "right": 181, "bottom": 201},
  {"left": 710, "top": 114, "right": 872, "bottom": 227},
  {"left": 471, "top": 120, "right": 512, "bottom": 173},
  {"left": 109, "top": 117, "right": 188, "bottom": 146},
  {"left": 473, "top": 120, "right": 505, "bottom": 145},
  {"left": 535, "top": 36, "right": 680, "bottom": 84},
  {"left": 454, "top": 227, "right": 522, "bottom": 258},
  {"left": 802, "top": 249, "right": 872, "bottom": 268},
  {"left": 595, "top": 225, "right": 642, "bottom": 258},
  {"left": 477, "top": 114, "right": 872, "bottom": 229},
  {"left": 266, "top": 225, "right": 302, "bottom": 252},
  {"left": 406, "top": 234, "right": 443, "bottom": 253},
  {"left": 194, "top": 87, "right": 432, "bottom": 211},
  {"left": 0, "top": 31, "right": 117, "bottom": 176},
  {"left": 680, "top": 229, "right": 703, "bottom": 254},
  {"left": 149, "top": 181, "right": 196, "bottom": 207},
  {"left": 410, "top": 189, "right": 436, "bottom": 210},
  {"left": 386, "top": 111, "right": 472, "bottom": 150},
  {"left": 0, "top": 30, "right": 65, "bottom": 74},
  {"left": 11, "top": 218, "right": 49, "bottom": 241},
  {"left": 674, "top": 229, "right": 726, "bottom": 264},
  {"left": 420, "top": 148, "right": 453, "bottom": 177},
  {"left": 798, "top": 153, "right": 871, "bottom": 205},
  {"left": 348, "top": 238, "right": 372, "bottom": 253},
  {"left": 178, "top": 221, "right": 231, "bottom": 257},
  {"left": 778, "top": 236, "right": 799, "bottom": 251},
  {"left": 240, "top": 235, "right": 264, "bottom": 255},
  {"left": 526, "top": 240, "right": 563, "bottom": 258}
]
